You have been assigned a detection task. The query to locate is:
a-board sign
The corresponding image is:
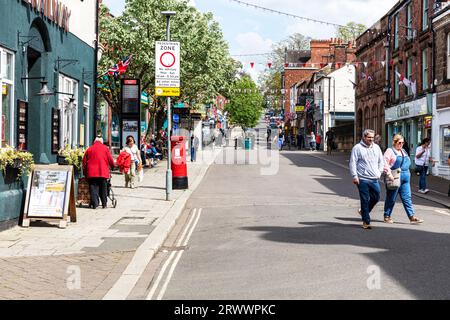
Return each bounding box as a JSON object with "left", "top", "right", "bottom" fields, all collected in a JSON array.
[
  {"left": 155, "top": 41, "right": 180, "bottom": 97},
  {"left": 22, "top": 165, "right": 77, "bottom": 228}
]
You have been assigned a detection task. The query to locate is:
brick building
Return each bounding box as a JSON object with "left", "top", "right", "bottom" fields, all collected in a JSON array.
[
  {"left": 355, "top": 16, "right": 389, "bottom": 146},
  {"left": 384, "top": 0, "right": 436, "bottom": 159},
  {"left": 432, "top": 1, "right": 450, "bottom": 178}
]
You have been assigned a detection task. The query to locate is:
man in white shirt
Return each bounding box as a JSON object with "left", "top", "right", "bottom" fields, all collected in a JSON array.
[{"left": 415, "top": 138, "right": 433, "bottom": 194}]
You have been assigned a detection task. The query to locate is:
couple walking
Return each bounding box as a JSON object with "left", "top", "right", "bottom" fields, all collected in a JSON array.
[{"left": 349, "top": 129, "right": 423, "bottom": 229}]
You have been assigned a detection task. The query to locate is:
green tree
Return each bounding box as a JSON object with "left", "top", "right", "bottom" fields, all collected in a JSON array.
[
  {"left": 336, "top": 22, "right": 367, "bottom": 43},
  {"left": 225, "top": 75, "right": 264, "bottom": 130},
  {"left": 98, "top": 0, "right": 238, "bottom": 136}
]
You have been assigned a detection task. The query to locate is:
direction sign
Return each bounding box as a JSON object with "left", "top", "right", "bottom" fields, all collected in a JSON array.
[{"left": 155, "top": 41, "right": 180, "bottom": 97}]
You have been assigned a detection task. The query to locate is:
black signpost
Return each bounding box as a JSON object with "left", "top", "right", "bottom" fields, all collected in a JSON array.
[{"left": 121, "top": 79, "right": 141, "bottom": 148}]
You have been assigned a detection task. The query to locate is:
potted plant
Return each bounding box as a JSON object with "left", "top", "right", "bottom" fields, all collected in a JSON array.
[
  {"left": 0, "top": 146, "right": 35, "bottom": 180},
  {"left": 57, "top": 145, "right": 85, "bottom": 176}
]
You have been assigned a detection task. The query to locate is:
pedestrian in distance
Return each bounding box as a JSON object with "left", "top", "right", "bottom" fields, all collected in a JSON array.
[
  {"left": 82, "top": 136, "right": 115, "bottom": 209},
  {"left": 325, "top": 128, "right": 335, "bottom": 155},
  {"left": 315, "top": 133, "right": 321, "bottom": 151},
  {"left": 415, "top": 137, "right": 433, "bottom": 194},
  {"left": 190, "top": 133, "right": 199, "bottom": 162},
  {"left": 278, "top": 129, "right": 285, "bottom": 151},
  {"left": 123, "top": 135, "right": 142, "bottom": 189},
  {"left": 297, "top": 131, "right": 303, "bottom": 150},
  {"left": 383, "top": 134, "right": 424, "bottom": 224},
  {"left": 309, "top": 132, "right": 316, "bottom": 151},
  {"left": 266, "top": 127, "right": 272, "bottom": 144},
  {"left": 403, "top": 138, "right": 410, "bottom": 156},
  {"left": 349, "top": 129, "right": 384, "bottom": 229}
]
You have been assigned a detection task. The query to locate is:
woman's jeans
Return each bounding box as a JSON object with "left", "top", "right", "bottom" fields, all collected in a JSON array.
[
  {"left": 417, "top": 165, "right": 428, "bottom": 190},
  {"left": 384, "top": 172, "right": 415, "bottom": 218},
  {"left": 357, "top": 179, "right": 381, "bottom": 224},
  {"left": 191, "top": 147, "right": 196, "bottom": 162}
]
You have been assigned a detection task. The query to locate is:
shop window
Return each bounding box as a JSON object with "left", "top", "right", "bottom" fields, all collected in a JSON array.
[
  {"left": 0, "top": 48, "right": 14, "bottom": 148},
  {"left": 58, "top": 74, "right": 78, "bottom": 148},
  {"left": 83, "top": 85, "right": 90, "bottom": 147},
  {"left": 442, "top": 127, "right": 450, "bottom": 164}
]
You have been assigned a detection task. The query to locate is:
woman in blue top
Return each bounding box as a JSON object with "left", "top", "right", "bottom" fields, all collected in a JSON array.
[{"left": 383, "top": 134, "right": 423, "bottom": 224}]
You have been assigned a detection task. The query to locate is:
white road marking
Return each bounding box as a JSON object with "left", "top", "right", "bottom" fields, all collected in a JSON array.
[
  {"left": 146, "top": 208, "right": 202, "bottom": 300},
  {"left": 434, "top": 209, "right": 450, "bottom": 216}
]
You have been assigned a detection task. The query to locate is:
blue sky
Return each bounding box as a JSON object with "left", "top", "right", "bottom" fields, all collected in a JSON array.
[{"left": 103, "top": 0, "right": 397, "bottom": 78}]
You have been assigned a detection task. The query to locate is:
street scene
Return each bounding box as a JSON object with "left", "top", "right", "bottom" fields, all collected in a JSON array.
[{"left": 1, "top": 0, "right": 450, "bottom": 306}]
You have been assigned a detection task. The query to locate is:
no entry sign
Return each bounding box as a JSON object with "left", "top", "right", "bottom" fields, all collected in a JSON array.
[{"left": 155, "top": 41, "right": 180, "bottom": 97}]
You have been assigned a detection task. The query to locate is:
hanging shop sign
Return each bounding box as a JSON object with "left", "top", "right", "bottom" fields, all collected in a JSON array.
[
  {"left": 2, "top": 84, "right": 7, "bottom": 95},
  {"left": 155, "top": 41, "right": 180, "bottom": 97},
  {"left": 424, "top": 116, "right": 432, "bottom": 128},
  {"left": 21, "top": 0, "right": 72, "bottom": 32}
]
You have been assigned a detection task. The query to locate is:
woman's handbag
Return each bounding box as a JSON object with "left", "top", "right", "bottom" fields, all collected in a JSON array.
[{"left": 385, "top": 150, "right": 404, "bottom": 190}]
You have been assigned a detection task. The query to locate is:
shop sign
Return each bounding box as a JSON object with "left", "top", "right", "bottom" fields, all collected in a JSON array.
[
  {"left": 22, "top": 0, "right": 72, "bottom": 32},
  {"left": 385, "top": 97, "right": 429, "bottom": 123},
  {"left": 425, "top": 116, "right": 432, "bottom": 128},
  {"left": 2, "top": 84, "right": 7, "bottom": 95},
  {"left": 295, "top": 106, "right": 304, "bottom": 112}
]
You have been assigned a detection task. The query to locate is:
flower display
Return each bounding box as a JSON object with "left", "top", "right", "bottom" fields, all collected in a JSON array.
[
  {"left": 0, "top": 146, "right": 34, "bottom": 178},
  {"left": 58, "top": 145, "right": 85, "bottom": 172}
]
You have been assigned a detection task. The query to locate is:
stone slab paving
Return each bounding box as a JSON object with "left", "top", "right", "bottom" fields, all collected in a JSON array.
[{"left": 0, "top": 149, "right": 214, "bottom": 299}]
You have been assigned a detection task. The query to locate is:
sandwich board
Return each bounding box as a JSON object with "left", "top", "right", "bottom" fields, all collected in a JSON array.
[{"left": 22, "top": 165, "right": 77, "bottom": 229}]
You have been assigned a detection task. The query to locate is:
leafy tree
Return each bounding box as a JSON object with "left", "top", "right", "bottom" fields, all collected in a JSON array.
[
  {"left": 225, "top": 75, "right": 264, "bottom": 131},
  {"left": 98, "top": 0, "right": 238, "bottom": 136},
  {"left": 336, "top": 22, "right": 367, "bottom": 43}
]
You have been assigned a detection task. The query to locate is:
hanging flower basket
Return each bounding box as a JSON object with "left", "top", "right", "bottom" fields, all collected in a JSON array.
[
  {"left": 57, "top": 145, "right": 85, "bottom": 175},
  {"left": 0, "top": 146, "right": 34, "bottom": 180}
]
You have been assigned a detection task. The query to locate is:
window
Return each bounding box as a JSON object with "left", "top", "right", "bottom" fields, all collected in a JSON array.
[
  {"left": 407, "top": 4, "right": 413, "bottom": 40},
  {"left": 394, "top": 14, "right": 399, "bottom": 49},
  {"left": 422, "top": 0, "right": 428, "bottom": 31},
  {"left": 372, "top": 105, "right": 378, "bottom": 134},
  {"left": 83, "top": 85, "right": 90, "bottom": 147},
  {"left": 441, "top": 127, "right": 450, "bottom": 164},
  {"left": 422, "top": 49, "right": 428, "bottom": 90},
  {"left": 407, "top": 57, "right": 413, "bottom": 96},
  {"left": 394, "top": 65, "right": 400, "bottom": 100},
  {"left": 447, "top": 33, "right": 450, "bottom": 80},
  {"left": 364, "top": 106, "right": 370, "bottom": 130},
  {"left": 0, "top": 47, "right": 14, "bottom": 148},
  {"left": 58, "top": 74, "right": 78, "bottom": 148}
]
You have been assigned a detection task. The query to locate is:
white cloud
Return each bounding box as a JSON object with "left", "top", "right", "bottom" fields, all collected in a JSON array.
[{"left": 188, "top": 0, "right": 196, "bottom": 7}]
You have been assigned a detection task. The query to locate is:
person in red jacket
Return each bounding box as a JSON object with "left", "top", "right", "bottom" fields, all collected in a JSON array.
[{"left": 82, "top": 137, "right": 115, "bottom": 209}]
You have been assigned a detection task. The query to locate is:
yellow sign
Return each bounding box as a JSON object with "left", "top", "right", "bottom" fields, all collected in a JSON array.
[
  {"left": 295, "top": 106, "right": 305, "bottom": 112},
  {"left": 2, "top": 84, "right": 7, "bottom": 95},
  {"left": 155, "top": 87, "right": 180, "bottom": 97}
]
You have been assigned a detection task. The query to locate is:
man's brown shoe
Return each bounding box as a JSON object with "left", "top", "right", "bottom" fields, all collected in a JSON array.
[{"left": 362, "top": 222, "right": 372, "bottom": 230}]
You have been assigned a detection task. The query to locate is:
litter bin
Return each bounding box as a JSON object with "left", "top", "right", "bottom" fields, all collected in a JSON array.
[
  {"left": 244, "top": 138, "right": 252, "bottom": 150},
  {"left": 171, "top": 136, "right": 188, "bottom": 189}
]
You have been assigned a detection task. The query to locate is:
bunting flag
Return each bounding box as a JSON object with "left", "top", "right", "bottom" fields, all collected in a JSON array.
[
  {"left": 268, "top": 62, "right": 272, "bottom": 69},
  {"left": 381, "top": 61, "right": 386, "bottom": 68},
  {"left": 395, "top": 71, "right": 412, "bottom": 88},
  {"left": 250, "top": 62, "right": 254, "bottom": 68},
  {"left": 363, "top": 62, "right": 368, "bottom": 68},
  {"left": 361, "top": 72, "right": 373, "bottom": 81}
]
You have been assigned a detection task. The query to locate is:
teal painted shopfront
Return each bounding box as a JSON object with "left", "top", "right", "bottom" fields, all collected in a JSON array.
[{"left": 0, "top": 0, "right": 97, "bottom": 229}]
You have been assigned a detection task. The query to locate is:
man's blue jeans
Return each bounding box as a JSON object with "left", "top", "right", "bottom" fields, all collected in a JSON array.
[
  {"left": 191, "top": 147, "right": 196, "bottom": 162},
  {"left": 384, "top": 172, "right": 415, "bottom": 218},
  {"left": 357, "top": 179, "right": 381, "bottom": 224}
]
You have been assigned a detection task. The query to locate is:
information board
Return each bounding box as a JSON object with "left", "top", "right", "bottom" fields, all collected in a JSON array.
[
  {"left": 51, "top": 108, "right": 60, "bottom": 154},
  {"left": 121, "top": 79, "right": 140, "bottom": 114},
  {"left": 17, "top": 100, "right": 28, "bottom": 150},
  {"left": 22, "top": 165, "right": 77, "bottom": 228}
]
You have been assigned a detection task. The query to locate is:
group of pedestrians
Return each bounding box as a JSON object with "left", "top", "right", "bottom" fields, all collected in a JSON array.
[{"left": 350, "top": 129, "right": 424, "bottom": 230}]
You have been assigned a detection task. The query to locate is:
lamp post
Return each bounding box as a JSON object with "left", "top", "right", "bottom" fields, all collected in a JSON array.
[{"left": 161, "top": 10, "right": 176, "bottom": 201}]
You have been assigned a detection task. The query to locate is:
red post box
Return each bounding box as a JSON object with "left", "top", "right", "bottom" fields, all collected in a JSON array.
[{"left": 171, "top": 136, "right": 188, "bottom": 189}]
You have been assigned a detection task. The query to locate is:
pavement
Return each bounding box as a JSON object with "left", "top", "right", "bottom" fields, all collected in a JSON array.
[
  {"left": 302, "top": 150, "right": 450, "bottom": 209},
  {"left": 0, "top": 148, "right": 220, "bottom": 300}
]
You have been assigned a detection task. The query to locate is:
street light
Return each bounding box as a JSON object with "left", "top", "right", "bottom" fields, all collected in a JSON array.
[
  {"left": 21, "top": 77, "right": 53, "bottom": 103},
  {"left": 161, "top": 10, "right": 176, "bottom": 201}
]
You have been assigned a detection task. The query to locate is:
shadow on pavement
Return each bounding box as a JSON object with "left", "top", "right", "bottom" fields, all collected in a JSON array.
[{"left": 242, "top": 221, "right": 450, "bottom": 299}]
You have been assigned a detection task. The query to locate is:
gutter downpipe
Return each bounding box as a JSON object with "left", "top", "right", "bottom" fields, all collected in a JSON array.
[{"left": 93, "top": 0, "right": 100, "bottom": 140}]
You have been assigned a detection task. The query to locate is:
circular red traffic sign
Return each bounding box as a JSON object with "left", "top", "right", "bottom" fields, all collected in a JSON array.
[{"left": 160, "top": 52, "right": 176, "bottom": 68}]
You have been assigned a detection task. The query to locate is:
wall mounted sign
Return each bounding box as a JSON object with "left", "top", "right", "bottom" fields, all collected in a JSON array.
[
  {"left": 51, "top": 108, "right": 60, "bottom": 154},
  {"left": 21, "top": 0, "right": 72, "bottom": 32},
  {"left": 17, "top": 100, "right": 28, "bottom": 151}
]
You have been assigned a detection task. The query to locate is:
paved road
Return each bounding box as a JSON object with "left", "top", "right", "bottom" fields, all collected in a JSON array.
[{"left": 139, "top": 121, "right": 450, "bottom": 300}]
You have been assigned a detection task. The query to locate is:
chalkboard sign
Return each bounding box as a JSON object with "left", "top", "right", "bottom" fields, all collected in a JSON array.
[
  {"left": 17, "top": 100, "right": 28, "bottom": 150},
  {"left": 22, "top": 165, "right": 77, "bottom": 228},
  {"left": 51, "top": 108, "right": 60, "bottom": 154}
]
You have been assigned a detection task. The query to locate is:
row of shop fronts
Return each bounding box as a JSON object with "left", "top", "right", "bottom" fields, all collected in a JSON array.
[{"left": 0, "top": 0, "right": 97, "bottom": 228}]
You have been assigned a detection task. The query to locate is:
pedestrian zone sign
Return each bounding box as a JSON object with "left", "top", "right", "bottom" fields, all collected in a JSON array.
[{"left": 155, "top": 41, "right": 180, "bottom": 97}]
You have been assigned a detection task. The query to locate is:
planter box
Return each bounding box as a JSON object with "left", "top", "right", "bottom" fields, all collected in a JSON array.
[{"left": 56, "top": 155, "right": 69, "bottom": 165}]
